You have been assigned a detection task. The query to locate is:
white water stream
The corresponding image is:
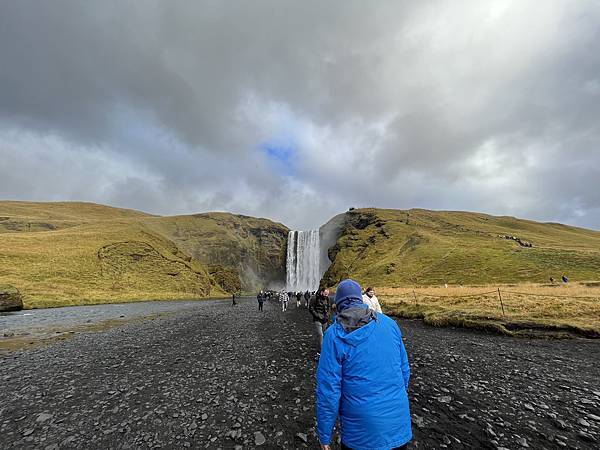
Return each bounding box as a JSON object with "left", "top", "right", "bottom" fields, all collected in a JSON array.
[{"left": 285, "top": 230, "right": 320, "bottom": 291}]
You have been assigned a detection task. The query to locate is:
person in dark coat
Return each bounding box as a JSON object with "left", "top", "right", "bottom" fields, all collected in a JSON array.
[
  {"left": 232, "top": 293, "right": 236, "bottom": 306},
  {"left": 257, "top": 291, "right": 264, "bottom": 311},
  {"left": 304, "top": 290, "right": 311, "bottom": 308},
  {"left": 309, "top": 288, "right": 331, "bottom": 352}
]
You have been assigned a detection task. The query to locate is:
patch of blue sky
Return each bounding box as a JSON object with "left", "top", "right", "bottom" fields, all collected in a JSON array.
[{"left": 261, "top": 139, "right": 298, "bottom": 176}]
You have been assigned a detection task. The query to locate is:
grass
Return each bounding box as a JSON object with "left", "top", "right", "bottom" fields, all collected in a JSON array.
[
  {"left": 323, "top": 208, "right": 600, "bottom": 287},
  {"left": 142, "top": 212, "right": 288, "bottom": 292},
  {"left": 0, "top": 202, "right": 225, "bottom": 308},
  {"left": 378, "top": 282, "right": 600, "bottom": 337},
  {"left": 0, "top": 201, "right": 288, "bottom": 309},
  {"left": 321, "top": 208, "right": 600, "bottom": 337}
]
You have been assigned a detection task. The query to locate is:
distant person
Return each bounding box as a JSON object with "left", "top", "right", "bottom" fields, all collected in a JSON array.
[
  {"left": 562, "top": 275, "right": 569, "bottom": 283},
  {"left": 316, "top": 279, "right": 412, "bottom": 450},
  {"left": 296, "top": 291, "right": 302, "bottom": 308},
  {"left": 309, "top": 288, "right": 331, "bottom": 352},
  {"left": 362, "top": 287, "right": 382, "bottom": 313},
  {"left": 550, "top": 277, "right": 555, "bottom": 284},
  {"left": 232, "top": 293, "right": 236, "bottom": 306},
  {"left": 257, "top": 291, "right": 264, "bottom": 311},
  {"left": 281, "top": 290, "right": 289, "bottom": 312},
  {"left": 304, "top": 290, "right": 311, "bottom": 308}
]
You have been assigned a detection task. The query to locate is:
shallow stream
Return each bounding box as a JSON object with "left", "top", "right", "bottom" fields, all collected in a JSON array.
[{"left": 0, "top": 299, "right": 225, "bottom": 351}]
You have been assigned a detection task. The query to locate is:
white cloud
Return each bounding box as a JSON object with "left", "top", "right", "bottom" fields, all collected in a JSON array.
[{"left": 1, "top": 1, "right": 599, "bottom": 230}]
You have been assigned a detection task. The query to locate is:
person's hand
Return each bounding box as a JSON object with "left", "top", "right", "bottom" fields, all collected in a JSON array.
[{"left": 320, "top": 445, "right": 331, "bottom": 450}]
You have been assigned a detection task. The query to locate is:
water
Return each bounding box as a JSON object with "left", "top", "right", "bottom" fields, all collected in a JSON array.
[
  {"left": 286, "top": 230, "right": 320, "bottom": 291},
  {"left": 0, "top": 299, "right": 223, "bottom": 335}
]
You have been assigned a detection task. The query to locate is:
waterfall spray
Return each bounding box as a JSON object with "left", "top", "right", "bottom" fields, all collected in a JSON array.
[{"left": 286, "top": 230, "right": 320, "bottom": 291}]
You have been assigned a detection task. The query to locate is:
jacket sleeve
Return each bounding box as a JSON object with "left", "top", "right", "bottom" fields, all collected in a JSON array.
[
  {"left": 397, "top": 325, "right": 410, "bottom": 390},
  {"left": 316, "top": 331, "right": 343, "bottom": 445},
  {"left": 374, "top": 296, "right": 383, "bottom": 314}
]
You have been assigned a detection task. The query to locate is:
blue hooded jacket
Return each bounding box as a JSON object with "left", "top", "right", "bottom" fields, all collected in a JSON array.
[{"left": 316, "top": 280, "right": 412, "bottom": 449}]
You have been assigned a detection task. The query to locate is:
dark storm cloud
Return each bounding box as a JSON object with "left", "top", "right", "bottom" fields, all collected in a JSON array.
[{"left": 1, "top": 1, "right": 599, "bottom": 230}]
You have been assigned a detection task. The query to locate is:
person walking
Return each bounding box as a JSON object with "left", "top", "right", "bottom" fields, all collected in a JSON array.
[
  {"left": 281, "top": 290, "right": 289, "bottom": 312},
  {"left": 232, "top": 292, "right": 236, "bottom": 306},
  {"left": 304, "top": 290, "right": 311, "bottom": 308},
  {"left": 309, "top": 288, "right": 331, "bottom": 352},
  {"left": 316, "top": 279, "right": 412, "bottom": 450},
  {"left": 257, "top": 291, "right": 264, "bottom": 311},
  {"left": 362, "top": 286, "right": 382, "bottom": 313},
  {"left": 296, "top": 291, "right": 302, "bottom": 308}
]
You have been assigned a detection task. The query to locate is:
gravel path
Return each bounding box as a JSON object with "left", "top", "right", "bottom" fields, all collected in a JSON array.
[{"left": 1, "top": 298, "right": 598, "bottom": 449}]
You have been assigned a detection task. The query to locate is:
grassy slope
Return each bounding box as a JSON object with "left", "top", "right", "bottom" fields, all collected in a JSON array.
[
  {"left": 323, "top": 208, "right": 600, "bottom": 336},
  {"left": 143, "top": 213, "right": 289, "bottom": 292},
  {"left": 323, "top": 208, "right": 600, "bottom": 287},
  {"left": 0, "top": 202, "right": 224, "bottom": 308},
  {"left": 0, "top": 201, "right": 153, "bottom": 232},
  {"left": 0, "top": 202, "right": 289, "bottom": 308}
]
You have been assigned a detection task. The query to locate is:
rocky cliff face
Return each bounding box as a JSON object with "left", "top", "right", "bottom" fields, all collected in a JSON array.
[
  {"left": 318, "top": 212, "right": 348, "bottom": 280},
  {"left": 320, "top": 209, "right": 381, "bottom": 287},
  {"left": 144, "top": 213, "right": 289, "bottom": 292}
]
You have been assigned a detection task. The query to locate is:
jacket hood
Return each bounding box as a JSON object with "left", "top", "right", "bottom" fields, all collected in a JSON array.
[
  {"left": 334, "top": 306, "right": 377, "bottom": 346},
  {"left": 335, "top": 279, "right": 364, "bottom": 312}
]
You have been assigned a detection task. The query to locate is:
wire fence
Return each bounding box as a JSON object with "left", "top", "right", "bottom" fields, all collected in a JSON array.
[
  {"left": 501, "top": 290, "right": 600, "bottom": 299},
  {"left": 383, "top": 287, "right": 600, "bottom": 319}
]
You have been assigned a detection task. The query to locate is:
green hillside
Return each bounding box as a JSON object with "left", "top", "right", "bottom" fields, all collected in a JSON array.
[
  {"left": 0, "top": 202, "right": 288, "bottom": 308},
  {"left": 322, "top": 208, "right": 600, "bottom": 287},
  {"left": 143, "top": 213, "right": 289, "bottom": 292},
  {"left": 3, "top": 201, "right": 599, "bottom": 310},
  {"left": 0, "top": 201, "right": 154, "bottom": 232}
]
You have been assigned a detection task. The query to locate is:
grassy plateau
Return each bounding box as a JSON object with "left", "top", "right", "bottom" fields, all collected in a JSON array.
[{"left": 323, "top": 208, "right": 600, "bottom": 336}]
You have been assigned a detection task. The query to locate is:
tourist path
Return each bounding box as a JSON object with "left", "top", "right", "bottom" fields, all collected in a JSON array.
[{"left": 1, "top": 298, "right": 599, "bottom": 449}]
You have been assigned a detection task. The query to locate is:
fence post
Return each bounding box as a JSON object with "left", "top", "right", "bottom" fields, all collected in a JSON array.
[
  {"left": 412, "top": 290, "right": 417, "bottom": 305},
  {"left": 497, "top": 288, "right": 506, "bottom": 318}
]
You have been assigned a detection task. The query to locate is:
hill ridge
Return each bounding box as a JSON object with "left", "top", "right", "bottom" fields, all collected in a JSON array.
[{"left": 321, "top": 208, "right": 600, "bottom": 287}]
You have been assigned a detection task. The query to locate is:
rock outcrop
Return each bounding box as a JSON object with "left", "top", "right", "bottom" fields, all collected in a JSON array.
[
  {"left": 318, "top": 212, "right": 348, "bottom": 280},
  {"left": 0, "top": 286, "right": 23, "bottom": 312},
  {"left": 144, "top": 213, "right": 289, "bottom": 292}
]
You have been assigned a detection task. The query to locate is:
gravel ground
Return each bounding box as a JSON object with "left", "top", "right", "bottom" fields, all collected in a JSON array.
[{"left": 0, "top": 298, "right": 598, "bottom": 449}]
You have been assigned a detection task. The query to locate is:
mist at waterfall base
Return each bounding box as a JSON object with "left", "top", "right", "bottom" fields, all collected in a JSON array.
[{"left": 286, "top": 230, "right": 321, "bottom": 292}]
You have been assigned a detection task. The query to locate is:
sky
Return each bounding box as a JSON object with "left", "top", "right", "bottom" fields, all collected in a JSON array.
[{"left": 1, "top": 0, "right": 599, "bottom": 230}]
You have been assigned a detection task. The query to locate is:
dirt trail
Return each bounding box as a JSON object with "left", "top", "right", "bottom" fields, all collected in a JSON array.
[{"left": 1, "top": 298, "right": 599, "bottom": 449}]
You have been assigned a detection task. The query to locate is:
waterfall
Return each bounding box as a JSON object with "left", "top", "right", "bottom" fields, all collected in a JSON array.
[{"left": 286, "top": 230, "right": 320, "bottom": 292}]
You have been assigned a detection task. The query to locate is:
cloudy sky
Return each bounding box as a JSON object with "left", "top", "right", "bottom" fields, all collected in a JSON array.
[{"left": 1, "top": 1, "right": 599, "bottom": 230}]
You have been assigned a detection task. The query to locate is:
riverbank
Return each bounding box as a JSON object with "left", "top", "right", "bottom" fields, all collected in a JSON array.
[
  {"left": 0, "top": 299, "right": 227, "bottom": 354},
  {"left": 380, "top": 283, "right": 600, "bottom": 338},
  {"left": 1, "top": 297, "right": 599, "bottom": 448},
  {"left": 20, "top": 293, "right": 231, "bottom": 310}
]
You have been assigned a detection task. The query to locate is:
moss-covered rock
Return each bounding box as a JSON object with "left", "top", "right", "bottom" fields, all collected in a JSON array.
[{"left": 0, "top": 286, "right": 23, "bottom": 311}]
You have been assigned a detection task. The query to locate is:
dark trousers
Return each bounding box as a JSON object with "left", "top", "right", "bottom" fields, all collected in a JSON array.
[
  {"left": 341, "top": 444, "right": 407, "bottom": 450},
  {"left": 258, "top": 302, "right": 263, "bottom": 311}
]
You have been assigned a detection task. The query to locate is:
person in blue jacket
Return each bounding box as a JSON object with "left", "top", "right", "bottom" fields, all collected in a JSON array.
[{"left": 316, "top": 279, "right": 412, "bottom": 450}]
